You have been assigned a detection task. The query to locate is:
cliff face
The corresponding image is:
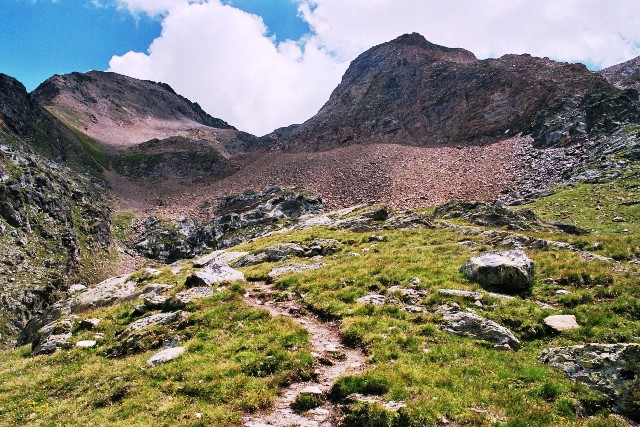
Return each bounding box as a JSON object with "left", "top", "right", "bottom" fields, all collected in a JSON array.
[
  {"left": 0, "top": 74, "right": 113, "bottom": 346},
  {"left": 265, "top": 33, "right": 631, "bottom": 152}
]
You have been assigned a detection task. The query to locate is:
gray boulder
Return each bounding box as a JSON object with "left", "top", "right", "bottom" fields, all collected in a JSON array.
[
  {"left": 143, "top": 294, "right": 170, "bottom": 309},
  {"left": 185, "top": 264, "right": 245, "bottom": 287},
  {"left": 439, "top": 307, "right": 521, "bottom": 350},
  {"left": 539, "top": 343, "right": 639, "bottom": 419},
  {"left": 32, "top": 318, "right": 75, "bottom": 355},
  {"left": 264, "top": 243, "right": 306, "bottom": 260},
  {"left": 432, "top": 200, "right": 543, "bottom": 231},
  {"left": 460, "top": 250, "right": 534, "bottom": 293},
  {"left": 544, "top": 314, "right": 580, "bottom": 332},
  {"left": 34, "top": 333, "right": 73, "bottom": 355},
  {"left": 305, "top": 239, "right": 341, "bottom": 256}
]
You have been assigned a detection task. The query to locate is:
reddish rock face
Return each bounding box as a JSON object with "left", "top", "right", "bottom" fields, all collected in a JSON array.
[
  {"left": 31, "top": 71, "right": 266, "bottom": 153},
  {"left": 266, "top": 33, "right": 618, "bottom": 152}
]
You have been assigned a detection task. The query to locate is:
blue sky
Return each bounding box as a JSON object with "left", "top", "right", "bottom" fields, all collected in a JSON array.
[{"left": 0, "top": 0, "right": 309, "bottom": 91}]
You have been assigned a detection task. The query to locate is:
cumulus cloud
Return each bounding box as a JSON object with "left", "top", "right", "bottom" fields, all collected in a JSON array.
[{"left": 109, "top": 0, "right": 640, "bottom": 135}]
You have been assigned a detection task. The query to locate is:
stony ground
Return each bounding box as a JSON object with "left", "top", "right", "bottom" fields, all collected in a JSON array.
[{"left": 107, "top": 138, "right": 520, "bottom": 219}]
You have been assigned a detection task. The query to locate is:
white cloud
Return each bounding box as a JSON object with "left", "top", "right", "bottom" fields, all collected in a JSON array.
[
  {"left": 109, "top": 0, "right": 640, "bottom": 135},
  {"left": 109, "top": 1, "right": 346, "bottom": 134},
  {"left": 112, "top": 0, "right": 197, "bottom": 15}
]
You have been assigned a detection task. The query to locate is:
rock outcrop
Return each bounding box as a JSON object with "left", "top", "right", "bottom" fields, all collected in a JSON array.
[{"left": 539, "top": 343, "right": 640, "bottom": 419}]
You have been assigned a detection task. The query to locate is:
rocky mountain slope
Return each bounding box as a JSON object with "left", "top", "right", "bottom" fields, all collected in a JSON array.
[
  {"left": 600, "top": 55, "right": 640, "bottom": 94},
  {"left": 264, "top": 33, "right": 630, "bottom": 152},
  {"left": 0, "top": 74, "right": 114, "bottom": 346}
]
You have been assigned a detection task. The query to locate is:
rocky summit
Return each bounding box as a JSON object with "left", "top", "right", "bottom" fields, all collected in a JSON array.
[{"left": 0, "top": 33, "right": 639, "bottom": 427}]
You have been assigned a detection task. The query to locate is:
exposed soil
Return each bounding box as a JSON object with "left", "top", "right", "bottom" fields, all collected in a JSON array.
[{"left": 243, "top": 283, "right": 366, "bottom": 427}]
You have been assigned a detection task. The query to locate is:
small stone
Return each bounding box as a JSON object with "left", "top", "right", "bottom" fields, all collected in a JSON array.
[
  {"left": 474, "top": 300, "right": 483, "bottom": 308},
  {"left": 76, "top": 340, "right": 97, "bottom": 348},
  {"left": 146, "top": 347, "right": 185, "bottom": 366},
  {"left": 544, "top": 315, "right": 580, "bottom": 332},
  {"left": 411, "top": 277, "right": 421, "bottom": 285},
  {"left": 612, "top": 216, "right": 625, "bottom": 222},
  {"left": 79, "top": 318, "right": 102, "bottom": 329},
  {"left": 556, "top": 289, "right": 571, "bottom": 295}
]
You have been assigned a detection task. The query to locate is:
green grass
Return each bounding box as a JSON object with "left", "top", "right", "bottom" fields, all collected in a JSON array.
[
  {"left": 0, "top": 285, "right": 312, "bottom": 426},
  {"left": 0, "top": 169, "right": 638, "bottom": 425}
]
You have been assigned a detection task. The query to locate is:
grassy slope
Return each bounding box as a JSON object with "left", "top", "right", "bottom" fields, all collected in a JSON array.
[{"left": 0, "top": 172, "right": 638, "bottom": 426}]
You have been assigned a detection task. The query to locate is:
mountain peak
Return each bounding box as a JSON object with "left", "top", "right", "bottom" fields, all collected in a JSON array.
[
  {"left": 387, "top": 32, "right": 477, "bottom": 62},
  {"left": 600, "top": 55, "right": 640, "bottom": 94}
]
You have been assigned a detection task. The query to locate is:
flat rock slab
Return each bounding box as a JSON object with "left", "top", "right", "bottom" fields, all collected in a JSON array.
[
  {"left": 460, "top": 250, "right": 534, "bottom": 293},
  {"left": 540, "top": 343, "right": 640, "bottom": 419},
  {"left": 143, "top": 294, "right": 169, "bottom": 309},
  {"left": 544, "top": 314, "right": 580, "bottom": 331},
  {"left": 357, "top": 294, "right": 387, "bottom": 306},
  {"left": 268, "top": 263, "right": 325, "bottom": 279},
  {"left": 71, "top": 275, "right": 137, "bottom": 312},
  {"left": 193, "top": 250, "right": 249, "bottom": 268},
  {"left": 147, "top": 346, "right": 185, "bottom": 366},
  {"left": 440, "top": 308, "right": 521, "bottom": 350},
  {"left": 300, "top": 386, "right": 323, "bottom": 395},
  {"left": 185, "top": 264, "right": 245, "bottom": 287},
  {"left": 124, "top": 311, "right": 185, "bottom": 334},
  {"left": 76, "top": 340, "right": 97, "bottom": 348}
]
